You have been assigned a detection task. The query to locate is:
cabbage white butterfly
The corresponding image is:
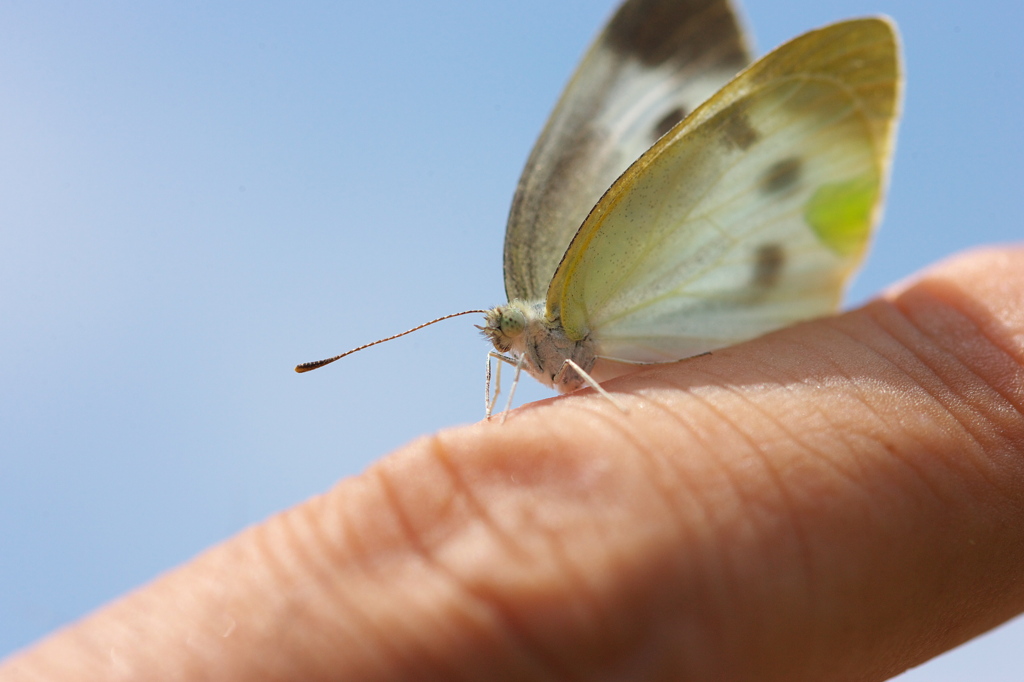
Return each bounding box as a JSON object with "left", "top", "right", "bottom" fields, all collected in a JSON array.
[{"left": 298, "top": 0, "right": 902, "bottom": 419}]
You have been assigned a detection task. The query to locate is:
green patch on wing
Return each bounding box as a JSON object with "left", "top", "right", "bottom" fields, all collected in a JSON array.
[{"left": 804, "top": 175, "right": 878, "bottom": 256}]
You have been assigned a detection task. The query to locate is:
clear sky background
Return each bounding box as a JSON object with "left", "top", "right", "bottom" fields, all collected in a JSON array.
[{"left": 1, "top": 0, "right": 1022, "bottom": 676}]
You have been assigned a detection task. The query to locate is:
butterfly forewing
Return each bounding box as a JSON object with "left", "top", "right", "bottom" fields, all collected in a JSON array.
[
  {"left": 547, "top": 18, "right": 901, "bottom": 363},
  {"left": 503, "top": 0, "right": 751, "bottom": 302}
]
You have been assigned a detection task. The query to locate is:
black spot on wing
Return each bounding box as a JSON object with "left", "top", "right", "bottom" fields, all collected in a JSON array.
[
  {"left": 652, "top": 106, "right": 688, "bottom": 141},
  {"left": 752, "top": 244, "right": 785, "bottom": 289},
  {"left": 720, "top": 109, "right": 759, "bottom": 150},
  {"left": 604, "top": 0, "right": 748, "bottom": 68},
  {"left": 761, "top": 158, "right": 802, "bottom": 195}
]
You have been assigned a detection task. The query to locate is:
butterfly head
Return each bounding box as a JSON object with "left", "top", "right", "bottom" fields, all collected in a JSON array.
[{"left": 479, "top": 301, "right": 535, "bottom": 354}]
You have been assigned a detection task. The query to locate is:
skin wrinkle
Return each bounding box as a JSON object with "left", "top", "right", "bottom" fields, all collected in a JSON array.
[
  {"left": 242, "top": 514, "right": 350, "bottom": 670},
  {"left": 638, "top": 386, "right": 750, "bottom": 592},
  {"left": 880, "top": 337, "right": 1024, "bottom": 528},
  {"left": 422, "top": 433, "right": 589, "bottom": 682},
  {"left": 292, "top": 500, "right": 432, "bottom": 680},
  {"left": 770, "top": 399, "right": 966, "bottom": 667},
  {"left": 425, "top": 434, "right": 527, "bottom": 561},
  {"left": 867, "top": 400, "right": 991, "bottom": 518},
  {"left": 370, "top": 456, "right": 544, "bottom": 679},
  {"left": 806, "top": 313, "right": 988, "bottom": 514},
  {"left": 835, "top": 286, "right": 1024, "bottom": 629},
  {"left": 630, "top": 315, "right": 1015, "bottom": 675},
  {"left": 479, "top": 399, "right": 745, "bottom": 675},
  {"left": 651, "top": 386, "right": 771, "bottom": 557},
  {"left": 766, "top": 387, "right": 942, "bottom": 625},
  {"left": 326, "top": 482, "right": 372, "bottom": 564},
  {"left": 521, "top": 525, "right": 594, "bottom": 682},
  {"left": 580, "top": 398, "right": 686, "bottom": 529},
  {"left": 857, "top": 300, "right": 1021, "bottom": 504},
  {"left": 620, "top": 386, "right": 716, "bottom": 531},
  {"left": 898, "top": 266, "right": 1024, "bottom": 394},
  {"left": 688, "top": 377, "right": 820, "bottom": 629},
  {"left": 789, "top": 379, "right": 876, "bottom": 485},
  {"left": 312, "top": 584, "right": 397, "bottom": 680},
  {"left": 372, "top": 462, "right": 435, "bottom": 557},
  {"left": 283, "top": 497, "right": 353, "bottom": 585},
  {"left": 261, "top": 507, "right": 358, "bottom": 675},
  {"left": 315, "top": 484, "right": 510, "bottom": 679},
  {"left": 645, "top": 374, "right": 786, "bottom": 516},
  {"left": 655, "top": 360, "right": 897, "bottom": 675},
  {"left": 894, "top": 274, "right": 1024, "bottom": 427},
  {"left": 421, "top": 583, "right": 557, "bottom": 682},
  {"left": 362, "top": 465, "right": 488, "bottom": 680},
  {"left": 529, "top": 415, "right": 685, "bottom": 678},
  {"left": 567, "top": 407, "right": 712, "bottom": 655},
  {"left": 654, "top": 376, "right": 793, "bottom": 573},
  {"left": 615, "top": 383, "right": 746, "bottom": 659},
  {"left": 347, "top": 460, "right": 553, "bottom": 680},
  {"left": 256, "top": 510, "right": 405, "bottom": 680},
  {"left": 864, "top": 307, "right": 997, "bottom": 445},
  {"left": 658, "top": 394, "right": 785, "bottom": 666},
  {"left": 288, "top": 589, "right": 373, "bottom": 681},
  {"left": 797, "top": 316, "right": 1018, "bottom": 565},
  {"left": 582, "top": 399, "right": 744, "bottom": 678},
  {"left": 717, "top": 378, "right": 839, "bottom": 606},
  {"left": 794, "top": 325, "right": 950, "bottom": 509}
]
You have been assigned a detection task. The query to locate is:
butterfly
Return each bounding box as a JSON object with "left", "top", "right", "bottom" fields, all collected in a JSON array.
[{"left": 298, "top": 0, "right": 902, "bottom": 419}]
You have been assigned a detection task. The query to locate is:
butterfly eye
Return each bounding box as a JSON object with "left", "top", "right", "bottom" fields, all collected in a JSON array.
[
  {"left": 500, "top": 308, "right": 527, "bottom": 336},
  {"left": 479, "top": 304, "right": 528, "bottom": 353}
]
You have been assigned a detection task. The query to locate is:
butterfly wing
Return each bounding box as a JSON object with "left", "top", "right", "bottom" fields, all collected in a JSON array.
[
  {"left": 546, "top": 18, "right": 901, "bottom": 362},
  {"left": 503, "top": 0, "right": 751, "bottom": 302}
]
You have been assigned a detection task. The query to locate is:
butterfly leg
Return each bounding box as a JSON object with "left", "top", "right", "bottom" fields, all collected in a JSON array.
[
  {"left": 485, "top": 351, "right": 521, "bottom": 421},
  {"left": 500, "top": 356, "right": 525, "bottom": 424},
  {"left": 557, "top": 359, "right": 628, "bottom": 414},
  {"left": 485, "top": 352, "right": 498, "bottom": 419}
]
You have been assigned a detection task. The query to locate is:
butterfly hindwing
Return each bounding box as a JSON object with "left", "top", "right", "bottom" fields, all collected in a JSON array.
[
  {"left": 546, "top": 18, "right": 901, "bottom": 363},
  {"left": 502, "top": 0, "right": 751, "bottom": 302}
]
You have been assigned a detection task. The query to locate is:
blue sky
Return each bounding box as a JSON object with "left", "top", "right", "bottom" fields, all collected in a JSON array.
[{"left": 2, "top": 1, "right": 1022, "bottom": 676}]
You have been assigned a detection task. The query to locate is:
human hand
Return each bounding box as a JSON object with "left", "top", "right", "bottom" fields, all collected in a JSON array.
[{"left": 3, "top": 247, "right": 1023, "bottom": 681}]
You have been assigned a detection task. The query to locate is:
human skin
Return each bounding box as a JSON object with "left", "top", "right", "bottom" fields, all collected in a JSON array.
[{"left": 2, "top": 247, "right": 1023, "bottom": 682}]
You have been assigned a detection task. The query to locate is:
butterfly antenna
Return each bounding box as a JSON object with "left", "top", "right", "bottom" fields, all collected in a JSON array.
[{"left": 294, "top": 309, "right": 489, "bottom": 373}]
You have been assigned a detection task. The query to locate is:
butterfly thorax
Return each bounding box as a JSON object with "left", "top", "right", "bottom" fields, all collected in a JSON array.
[{"left": 481, "top": 299, "right": 596, "bottom": 393}]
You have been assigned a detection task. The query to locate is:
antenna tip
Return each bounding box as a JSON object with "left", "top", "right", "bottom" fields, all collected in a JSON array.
[{"left": 295, "top": 357, "right": 338, "bottom": 373}]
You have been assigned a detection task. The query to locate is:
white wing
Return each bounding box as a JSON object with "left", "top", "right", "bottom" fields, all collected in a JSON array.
[
  {"left": 547, "top": 18, "right": 901, "bottom": 362},
  {"left": 503, "top": 0, "right": 751, "bottom": 302}
]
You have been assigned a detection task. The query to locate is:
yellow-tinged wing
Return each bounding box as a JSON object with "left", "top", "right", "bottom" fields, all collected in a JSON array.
[
  {"left": 547, "top": 18, "right": 901, "bottom": 363},
  {"left": 503, "top": 0, "right": 750, "bottom": 302}
]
